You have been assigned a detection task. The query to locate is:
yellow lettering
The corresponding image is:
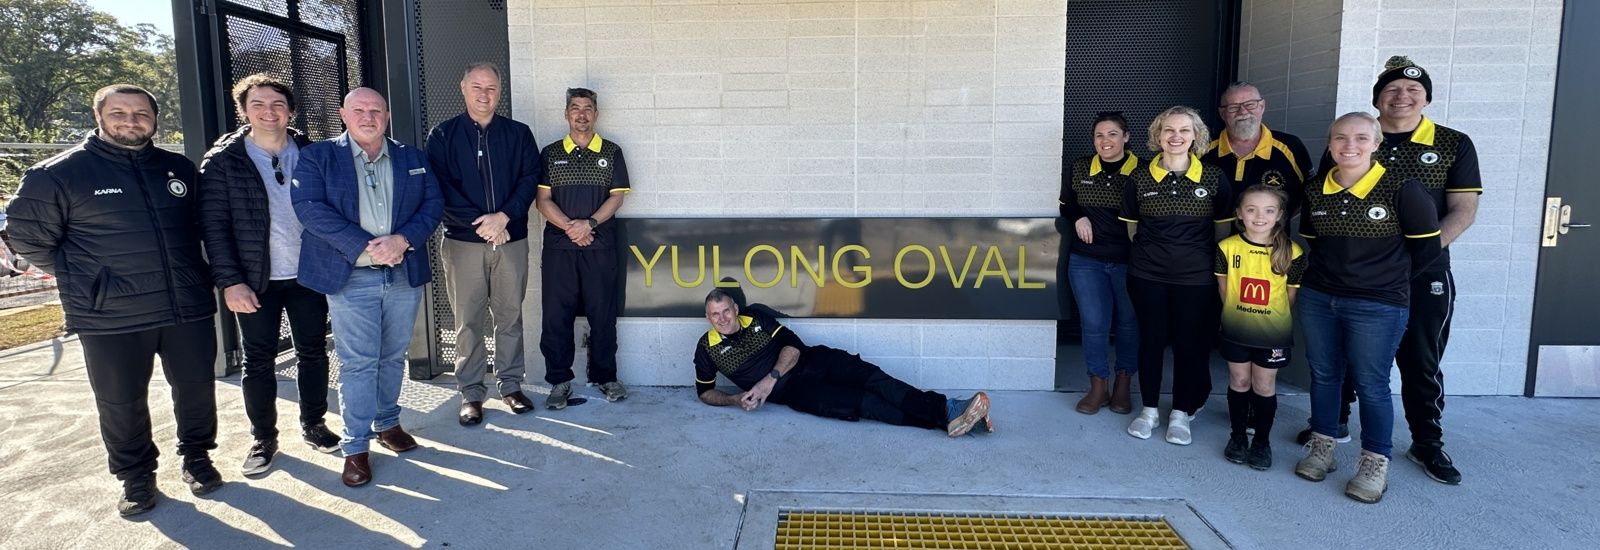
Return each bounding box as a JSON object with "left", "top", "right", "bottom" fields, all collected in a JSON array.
[
  {"left": 670, "top": 245, "right": 706, "bottom": 288},
  {"left": 975, "top": 246, "right": 1014, "bottom": 288},
  {"left": 832, "top": 244, "right": 871, "bottom": 288},
  {"left": 630, "top": 245, "right": 665, "bottom": 287},
  {"left": 745, "top": 245, "right": 784, "bottom": 288},
  {"left": 1016, "top": 246, "right": 1045, "bottom": 289},
  {"left": 894, "top": 245, "right": 935, "bottom": 289},
  {"left": 791, "top": 246, "right": 826, "bottom": 288},
  {"left": 712, "top": 246, "right": 739, "bottom": 287},
  {"left": 938, "top": 245, "right": 978, "bottom": 288}
]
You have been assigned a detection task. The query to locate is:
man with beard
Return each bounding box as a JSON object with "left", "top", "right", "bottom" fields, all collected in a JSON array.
[
  {"left": 6, "top": 84, "right": 222, "bottom": 516},
  {"left": 1202, "top": 82, "right": 1313, "bottom": 217}
]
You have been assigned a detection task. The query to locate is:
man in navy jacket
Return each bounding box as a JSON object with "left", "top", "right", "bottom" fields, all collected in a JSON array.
[
  {"left": 425, "top": 62, "right": 541, "bottom": 426},
  {"left": 291, "top": 87, "right": 442, "bottom": 487}
]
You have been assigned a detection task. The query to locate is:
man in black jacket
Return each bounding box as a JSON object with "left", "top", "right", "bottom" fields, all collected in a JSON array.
[
  {"left": 425, "top": 62, "right": 542, "bottom": 425},
  {"left": 5, "top": 84, "right": 222, "bottom": 517},
  {"left": 199, "top": 74, "right": 341, "bottom": 477}
]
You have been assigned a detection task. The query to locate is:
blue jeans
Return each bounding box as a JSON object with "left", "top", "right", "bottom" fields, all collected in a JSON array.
[
  {"left": 1299, "top": 287, "right": 1409, "bottom": 457},
  {"left": 327, "top": 268, "right": 423, "bottom": 456},
  {"left": 1066, "top": 254, "right": 1139, "bottom": 378}
]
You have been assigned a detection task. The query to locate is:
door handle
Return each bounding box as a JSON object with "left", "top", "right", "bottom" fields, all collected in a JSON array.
[{"left": 1558, "top": 205, "right": 1585, "bottom": 235}]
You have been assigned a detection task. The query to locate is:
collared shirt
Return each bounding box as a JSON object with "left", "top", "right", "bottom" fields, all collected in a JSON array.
[
  {"left": 352, "top": 141, "right": 394, "bottom": 267},
  {"left": 243, "top": 137, "right": 303, "bottom": 279},
  {"left": 1118, "top": 154, "right": 1235, "bottom": 285},
  {"left": 1202, "top": 124, "right": 1312, "bottom": 215},
  {"left": 1299, "top": 162, "right": 1441, "bottom": 307},
  {"left": 1214, "top": 234, "right": 1306, "bottom": 349},
  {"left": 1375, "top": 116, "right": 1480, "bottom": 272},
  {"left": 539, "top": 133, "right": 631, "bottom": 250},
  {"left": 692, "top": 310, "right": 804, "bottom": 395},
  {"left": 1060, "top": 153, "right": 1138, "bottom": 262}
]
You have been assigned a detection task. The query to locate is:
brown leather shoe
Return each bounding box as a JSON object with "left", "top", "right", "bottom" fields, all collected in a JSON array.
[
  {"left": 376, "top": 426, "right": 418, "bottom": 453},
  {"left": 502, "top": 391, "right": 535, "bottom": 415},
  {"left": 1110, "top": 372, "right": 1134, "bottom": 414},
  {"left": 341, "top": 454, "right": 371, "bottom": 487},
  {"left": 459, "top": 400, "right": 484, "bottom": 426},
  {"left": 1076, "top": 376, "right": 1111, "bottom": 414}
]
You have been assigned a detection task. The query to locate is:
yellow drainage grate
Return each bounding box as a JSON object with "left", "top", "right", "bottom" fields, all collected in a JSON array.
[{"left": 775, "top": 510, "right": 1189, "bottom": 549}]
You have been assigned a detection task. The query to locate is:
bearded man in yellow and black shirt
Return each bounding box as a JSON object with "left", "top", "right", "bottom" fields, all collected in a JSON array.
[
  {"left": 693, "top": 289, "right": 992, "bottom": 438},
  {"left": 1202, "top": 82, "right": 1313, "bottom": 216}
]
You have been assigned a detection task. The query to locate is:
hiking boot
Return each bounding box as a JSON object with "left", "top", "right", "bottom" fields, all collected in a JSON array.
[
  {"left": 1127, "top": 407, "right": 1160, "bottom": 440},
  {"left": 945, "top": 392, "right": 990, "bottom": 437},
  {"left": 1109, "top": 372, "right": 1133, "bottom": 414},
  {"left": 1165, "top": 410, "right": 1193, "bottom": 446},
  {"left": 302, "top": 423, "right": 341, "bottom": 454},
  {"left": 1295, "top": 423, "right": 1350, "bottom": 445},
  {"left": 1224, "top": 434, "right": 1249, "bottom": 464},
  {"left": 1406, "top": 445, "right": 1462, "bottom": 485},
  {"left": 546, "top": 382, "right": 573, "bottom": 410},
  {"left": 118, "top": 473, "right": 159, "bottom": 517},
  {"left": 180, "top": 456, "right": 224, "bottom": 496},
  {"left": 1295, "top": 432, "right": 1338, "bottom": 482},
  {"left": 1345, "top": 451, "right": 1390, "bottom": 503},
  {"left": 240, "top": 440, "right": 278, "bottom": 477},
  {"left": 600, "top": 381, "right": 629, "bottom": 403},
  {"left": 1247, "top": 438, "right": 1273, "bottom": 470},
  {"left": 1075, "top": 376, "right": 1110, "bottom": 415}
]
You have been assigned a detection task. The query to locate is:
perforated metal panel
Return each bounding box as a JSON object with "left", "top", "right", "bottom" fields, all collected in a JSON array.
[
  {"left": 1062, "top": 0, "right": 1232, "bottom": 159},
  {"left": 219, "top": 1, "right": 364, "bottom": 140}
]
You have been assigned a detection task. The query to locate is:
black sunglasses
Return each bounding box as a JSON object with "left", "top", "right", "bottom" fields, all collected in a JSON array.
[{"left": 271, "top": 155, "right": 285, "bottom": 185}]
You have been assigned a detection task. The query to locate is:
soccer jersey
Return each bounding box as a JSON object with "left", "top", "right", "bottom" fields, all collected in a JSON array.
[
  {"left": 693, "top": 310, "right": 804, "bottom": 394},
  {"left": 1202, "top": 124, "right": 1312, "bottom": 216},
  {"left": 540, "top": 134, "right": 631, "bottom": 249},
  {"left": 1060, "top": 153, "right": 1138, "bottom": 262},
  {"left": 1299, "top": 162, "right": 1441, "bottom": 307},
  {"left": 1119, "top": 154, "right": 1235, "bottom": 285},
  {"left": 1214, "top": 234, "right": 1306, "bottom": 349}
]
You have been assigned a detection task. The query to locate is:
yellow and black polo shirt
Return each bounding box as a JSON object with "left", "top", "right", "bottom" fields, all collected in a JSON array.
[
  {"left": 1377, "top": 117, "right": 1480, "bottom": 271},
  {"left": 693, "top": 311, "right": 804, "bottom": 395},
  {"left": 1214, "top": 235, "right": 1306, "bottom": 349},
  {"left": 1299, "top": 163, "right": 1442, "bottom": 307},
  {"left": 539, "top": 134, "right": 631, "bottom": 249},
  {"left": 1201, "top": 124, "right": 1312, "bottom": 216},
  {"left": 1118, "top": 154, "right": 1235, "bottom": 285},
  {"left": 1060, "top": 152, "right": 1138, "bottom": 262}
]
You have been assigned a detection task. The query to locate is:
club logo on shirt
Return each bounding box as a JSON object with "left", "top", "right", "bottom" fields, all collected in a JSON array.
[
  {"left": 1419, "top": 151, "right": 1440, "bottom": 165},
  {"left": 1194, "top": 187, "right": 1209, "bottom": 198},
  {"left": 1240, "top": 277, "right": 1271, "bottom": 306},
  {"left": 1403, "top": 67, "right": 1423, "bottom": 79},
  {"left": 1366, "top": 205, "right": 1389, "bottom": 220},
  {"left": 1430, "top": 281, "right": 1445, "bottom": 295},
  {"left": 167, "top": 179, "right": 188, "bottom": 197},
  {"left": 1262, "top": 170, "right": 1285, "bottom": 187},
  {"left": 597, "top": 158, "right": 609, "bottom": 168}
]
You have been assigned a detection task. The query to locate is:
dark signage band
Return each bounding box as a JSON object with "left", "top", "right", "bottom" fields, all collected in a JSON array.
[{"left": 614, "top": 218, "right": 1062, "bottom": 319}]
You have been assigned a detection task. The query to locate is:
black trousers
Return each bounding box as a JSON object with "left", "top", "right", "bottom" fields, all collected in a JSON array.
[
  {"left": 1127, "top": 276, "right": 1218, "bottom": 414},
  {"left": 770, "top": 347, "right": 947, "bottom": 430},
  {"left": 236, "top": 279, "right": 330, "bottom": 441},
  {"left": 1333, "top": 270, "right": 1454, "bottom": 447},
  {"left": 79, "top": 318, "right": 218, "bottom": 480},
  {"left": 540, "top": 247, "right": 618, "bottom": 385}
]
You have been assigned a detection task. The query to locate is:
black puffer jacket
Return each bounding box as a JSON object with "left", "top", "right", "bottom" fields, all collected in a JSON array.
[
  {"left": 5, "top": 135, "right": 216, "bottom": 335},
  {"left": 198, "top": 125, "right": 313, "bottom": 292}
]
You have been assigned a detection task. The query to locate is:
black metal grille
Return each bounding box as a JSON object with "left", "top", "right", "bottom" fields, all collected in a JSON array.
[{"left": 1062, "top": 0, "right": 1230, "bottom": 159}]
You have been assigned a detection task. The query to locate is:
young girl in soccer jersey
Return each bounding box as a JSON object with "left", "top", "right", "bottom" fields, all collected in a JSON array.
[{"left": 1214, "top": 184, "right": 1307, "bottom": 470}]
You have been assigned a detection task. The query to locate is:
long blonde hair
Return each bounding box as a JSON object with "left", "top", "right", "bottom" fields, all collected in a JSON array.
[{"left": 1234, "top": 184, "right": 1294, "bottom": 275}]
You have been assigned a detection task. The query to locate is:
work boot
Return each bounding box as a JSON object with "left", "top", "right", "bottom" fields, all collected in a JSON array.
[
  {"left": 945, "top": 392, "right": 990, "bottom": 437},
  {"left": 1295, "top": 432, "right": 1338, "bottom": 482},
  {"left": 1345, "top": 451, "right": 1390, "bottom": 503},
  {"left": 546, "top": 382, "right": 573, "bottom": 410},
  {"left": 1075, "top": 376, "right": 1110, "bottom": 415},
  {"left": 1109, "top": 372, "right": 1133, "bottom": 414},
  {"left": 117, "top": 473, "right": 159, "bottom": 517},
  {"left": 180, "top": 455, "right": 224, "bottom": 496},
  {"left": 1127, "top": 407, "right": 1160, "bottom": 440}
]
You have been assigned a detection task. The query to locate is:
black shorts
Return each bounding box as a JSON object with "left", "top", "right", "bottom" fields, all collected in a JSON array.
[{"left": 1219, "top": 340, "right": 1291, "bottom": 369}]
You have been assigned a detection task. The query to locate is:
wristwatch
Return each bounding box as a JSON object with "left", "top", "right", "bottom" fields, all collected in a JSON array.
[
  {"left": 768, "top": 368, "right": 782, "bottom": 380},
  {"left": 585, "top": 218, "right": 598, "bottom": 229}
]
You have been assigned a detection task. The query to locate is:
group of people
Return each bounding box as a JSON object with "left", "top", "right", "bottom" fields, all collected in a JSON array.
[{"left": 1060, "top": 56, "right": 1479, "bottom": 503}]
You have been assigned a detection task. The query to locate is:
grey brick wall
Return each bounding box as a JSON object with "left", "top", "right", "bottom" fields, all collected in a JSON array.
[{"left": 1239, "top": 0, "right": 1343, "bottom": 156}]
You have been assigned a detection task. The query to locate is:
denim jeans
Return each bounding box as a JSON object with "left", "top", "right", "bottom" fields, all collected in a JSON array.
[
  {"left": 326, "top": 268, "right": 423, "bottom": 456},
  {"left": 1299, "top": 287, "right": 1410, "bottom": 457},
  {"left": 1066, "top": 254, "right": 1139, "bottom": 378}
]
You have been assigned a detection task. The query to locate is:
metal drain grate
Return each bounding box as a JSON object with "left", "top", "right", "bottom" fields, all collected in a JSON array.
[{"left": 776, "top": 510, "right": 1188, "bottom": 549}]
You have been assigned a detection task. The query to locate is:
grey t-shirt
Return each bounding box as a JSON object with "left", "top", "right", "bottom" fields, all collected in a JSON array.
[{"left": 243, "top": 137, "right": 302, "bottom": 279}]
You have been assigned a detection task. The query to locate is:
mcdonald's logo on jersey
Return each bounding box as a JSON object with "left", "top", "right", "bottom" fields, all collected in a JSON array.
[{"left": 1240, "top": 277, "right": 1271, "bottom": 306}]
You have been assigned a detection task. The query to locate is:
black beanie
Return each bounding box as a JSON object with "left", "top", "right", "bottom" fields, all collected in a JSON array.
[{"left": 1372, "top": 55, "right": 1433, "bottom": 106}]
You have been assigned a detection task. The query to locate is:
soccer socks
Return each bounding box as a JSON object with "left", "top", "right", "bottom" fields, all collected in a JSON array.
[{"left": 1227, "top": 389, "right": 1250, "bottom": 438}]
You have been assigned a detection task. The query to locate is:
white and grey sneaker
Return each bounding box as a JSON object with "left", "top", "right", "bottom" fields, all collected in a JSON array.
[
  {"left": 546, "top": 382, "right": 573, "bottom": 410},
  {"left": 1165, "top": 410, "right": 1193, "bottom": 445},
  {"left": 1127, "top": 407, "right": 1161, "bottom": 440},
  {"left": 240, "top": 440, "right": 277, "bottom": 477}
]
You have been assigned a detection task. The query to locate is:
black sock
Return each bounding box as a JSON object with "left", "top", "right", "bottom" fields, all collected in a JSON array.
[
  {"left": 1251, "top": 391, "right": 1278, "bottom": 445},
  {"left": 1227, "top": 389, "right": 1250, "bottom": 438}
]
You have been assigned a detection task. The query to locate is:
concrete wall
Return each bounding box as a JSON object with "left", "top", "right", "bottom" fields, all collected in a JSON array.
[{"left": 505, "top": 0, "right": 1067, "bottom": 390}]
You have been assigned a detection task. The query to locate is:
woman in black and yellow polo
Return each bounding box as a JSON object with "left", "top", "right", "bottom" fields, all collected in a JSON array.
[
  {"left": 1060, "top": 111, "right": 1140, "bottom": 416},
  {"left": 1119, "top": 106, "right": 1234, "bottom": 445}
]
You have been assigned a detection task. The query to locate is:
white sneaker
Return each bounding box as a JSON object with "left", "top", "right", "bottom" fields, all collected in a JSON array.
[
  {"left": 1127, "top": 407, "right": 1160, "bottom": 439},
  {"left": 1165, "top": 410, "right": 1193, "bottom": 445}
]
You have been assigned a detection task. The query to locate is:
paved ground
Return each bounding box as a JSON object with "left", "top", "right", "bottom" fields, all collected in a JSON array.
[{"left": 1, "top": 335, "right": 1596, "bottom": 549}]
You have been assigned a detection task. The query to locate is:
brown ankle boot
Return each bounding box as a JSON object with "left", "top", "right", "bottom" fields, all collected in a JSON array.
[
  {"left": 1076, "top": 376, "right": 1110, "bottom": 414},
  {"left": 1109, "top": 372, "right": 1133, "bottom": 414}
]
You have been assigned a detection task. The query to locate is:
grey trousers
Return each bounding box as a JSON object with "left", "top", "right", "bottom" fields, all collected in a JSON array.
[{"left": 442, "top": 238, "right": 530, "bottom": 402}]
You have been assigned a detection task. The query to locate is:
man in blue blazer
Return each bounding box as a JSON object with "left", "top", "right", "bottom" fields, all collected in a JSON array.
[{"left": 291, "top": 87, "right": 443, "bottom": 487}]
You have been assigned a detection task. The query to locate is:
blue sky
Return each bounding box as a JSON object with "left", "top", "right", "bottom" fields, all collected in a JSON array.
[{"left": 86, "top": 0, "right": 174, "bottom": 37}]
